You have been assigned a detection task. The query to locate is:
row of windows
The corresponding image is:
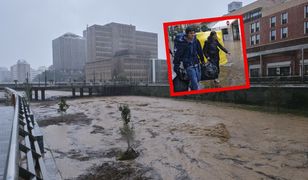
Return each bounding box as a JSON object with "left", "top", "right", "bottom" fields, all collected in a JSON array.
[
  {"left": 250, "top": 6, "right": 308, "bottom": 36},
  {"left": 269, "top": 27, "right": 288, "bottom": 41},
  {"left": 251, "top": 27, "right": 287, "bottom": 45},
  {"left": 250, "top": 34, "right": 260, "bottom": 45},
  {"left": 250, "top": 13, "right": 288, "bottom": 34},
  {"left": 95, "top": 32, "right": 112, "bottom": 36},
  {"left": 243, "top": 9, "right": 262, "bottom": 22},
  {"left": 136, "top": 42, "right": 157, "bottom": 47},
  {"left": 96, "top": 37, "right": 112, "bottom": 41},
  {"left": 124, "top": 65, "right": 150, "bottom": 69},
  {"left": 96, "top": 52, "right": 112, "bottom": 56},
  {"left": 96, "top": 47, "right": 112, "bottom": 51},
  {"left": 250, "top": 22, "right": 260, "bottom": 33},
  {"left": 269, "top": 12, "right": 288, "bottom": 28},
  {"left": 250, "top": 65, "right": 308, "bottom": 77},
  {"left": 250, "top": 21, "right": 308, "bottom": 46}
]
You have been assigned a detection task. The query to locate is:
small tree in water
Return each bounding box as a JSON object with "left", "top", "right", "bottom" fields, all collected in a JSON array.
[
  {"left": 118, "top": 104, "right": 139, "bottom": 160},
  {"left": 58, "top": 98, "right": 69, "bottom": 114}
]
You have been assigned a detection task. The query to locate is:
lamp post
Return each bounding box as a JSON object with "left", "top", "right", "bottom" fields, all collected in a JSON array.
[{"left": 44, "top": 70, "right": 47, "bottom": 87}]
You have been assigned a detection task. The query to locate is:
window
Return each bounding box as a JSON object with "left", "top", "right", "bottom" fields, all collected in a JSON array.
[
  {"left": 251, "top": 22, "right": 260, "bottom": 33},
  {"left": 270, "top": 30, "right": 276, "bottom": 41},
  {"left": 250, "top": 23, "right": 255, "bottom": 33},
  {"left": 250, "top": 68, "right": 259, "bottom": 77},
  {"left": 256, "top": 34, "right": 260, "bottom": 44},
  {"left": 268, "top": 67, "right": 278, "bottom": 76},
  {"left": 256, "top": 21, "right": 260, "bottom": 32},
  {"left": 281, "top": 27, "right": 288, "bottom": 38},
  {"left": 305, "top": 5, "right": 308, "bottom": 18},
  {"left": 280, "top": 67, "right": 290, "bottom": 76},
  {"left": 252, "top": 11, "right": 261, "bottom": 18},
  {"left": 267, "top": 62, "right": 291, "bottom": 76},
  {"left": 268, "top": 67, "right": 290, "bottom": 76},
  {"left": 281, "top": 12, "right": 288, "bottom": 24},
  {"left": 305, "top": 21, "right": 308, "bottom": 34},
  {"left": 243, "top": 8, "right": 262, "bottom": 22},
  {"left": 250, "top": 35, "right": 255, "bottom": 45},
  {"left": 270, "top": 16, "right": 276, "bottom": 27}
]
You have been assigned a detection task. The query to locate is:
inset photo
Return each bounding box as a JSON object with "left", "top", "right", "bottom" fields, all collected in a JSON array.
[{"left": 163, "top": 16, "right": 250, "bottom": 96}]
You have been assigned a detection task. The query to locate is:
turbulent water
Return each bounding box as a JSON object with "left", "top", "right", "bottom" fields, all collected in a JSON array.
[{"left": 31, "top": 96, "right": 308, "bottom": 180}]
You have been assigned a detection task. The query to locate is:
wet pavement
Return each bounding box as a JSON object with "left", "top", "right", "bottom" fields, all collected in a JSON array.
[
  {"left": 200, "top": 40, "right": 246, "bottom": 89},
  {"left": 31, "top": 96, "right": 308, "bottom": 180}
]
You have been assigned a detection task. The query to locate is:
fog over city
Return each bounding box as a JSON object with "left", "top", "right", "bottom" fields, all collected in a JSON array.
[{"left": 0, "top": 0, "right": 254, "bottom": 69}]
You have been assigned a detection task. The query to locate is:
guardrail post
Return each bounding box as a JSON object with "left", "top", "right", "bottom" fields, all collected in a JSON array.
[
  {"left": 41, "top": 89, "right": 45, "bottom": 100},
  {"left": 72, "top": 87, "right": 75, "bottom": 97},
  {"left": 89, "top": 87, "right": 92, "bottom": 96},
  {"left": 34, "top": 89, "right": 38, "bottom": 100},
  {"left": 80, "top": 88, "right": 83, "bottom": 97}
]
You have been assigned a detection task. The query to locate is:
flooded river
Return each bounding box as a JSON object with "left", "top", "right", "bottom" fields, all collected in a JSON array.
[{"left": 31, "top": 96, "right": 308, "bottom": 180}]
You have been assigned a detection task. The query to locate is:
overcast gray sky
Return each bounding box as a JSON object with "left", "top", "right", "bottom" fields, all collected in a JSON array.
[{"left": 0, "top": 0, "right": 255, "bottom": 69}]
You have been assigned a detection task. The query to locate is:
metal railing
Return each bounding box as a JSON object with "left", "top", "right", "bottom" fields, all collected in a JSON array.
[
  {"left": 4, "top": 88, "right": 48, "bottom": 180},
  {"left": 250, "top": 76, "right": 308, "bottom": 84}
]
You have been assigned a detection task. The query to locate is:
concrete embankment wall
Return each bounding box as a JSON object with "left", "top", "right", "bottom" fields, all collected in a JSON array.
[{"left": 131, "top": 86, "right": 308, "bottom": 110}]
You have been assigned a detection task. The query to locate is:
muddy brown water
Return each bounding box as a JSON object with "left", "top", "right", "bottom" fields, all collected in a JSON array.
[{"left": 31, "top": 96, "right": 308, "bottom": 180}]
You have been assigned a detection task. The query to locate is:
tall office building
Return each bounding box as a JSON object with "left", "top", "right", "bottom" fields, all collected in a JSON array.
[
  {"left": 0, "top": 67, "right": 10, "bottom": 82},
  {"left": 151, "top": 59, "right": 168, "bottom": 83},
  {"left": 84, "top": 22, "right": 159, "bottom": 82},
  {"left": 52, "top": 33, "right": 86, "bottom": 71},
  {"left": 10, "top": 60, "right": 31, "bottom": 82},
  {"left": 83, "top": 22, "right": 157, "bottom": 62}
]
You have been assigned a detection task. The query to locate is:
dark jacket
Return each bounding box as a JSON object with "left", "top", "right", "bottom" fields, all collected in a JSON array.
[
  {"left": 173, "top": 33, "right": 204, "bottom": 73},
  {"left": 203, "top": 39, "right": 228, "bottom": 60}
]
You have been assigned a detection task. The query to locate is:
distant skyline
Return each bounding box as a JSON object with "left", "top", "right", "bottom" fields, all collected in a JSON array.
[{"left": 0, "top": 0, "right": 255, "bottom": 69}]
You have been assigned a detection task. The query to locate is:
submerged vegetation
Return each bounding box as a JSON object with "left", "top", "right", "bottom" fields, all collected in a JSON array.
[{"left": 117, "top": 104, "right": 139, "bottom": 160}]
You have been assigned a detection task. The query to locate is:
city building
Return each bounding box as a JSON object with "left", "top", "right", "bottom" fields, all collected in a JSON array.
[
  {"left": 227, "top": 0, "right": 308, "bottom": 78},
  {"left": 0, "top": 67, "right": 10, "bottom": 82},
  {"left": 228, "top": 1, "right": 243, "bottom": 13},
  {"left": 52, "top": 33, "right": 86, "bottom": 71},
  {"left": 85, "top": 51, "right": 168, "bottom": 83},
  {"left": 84, "top": 22, "right": 159, "bottom": 82},
  {"left": 10, "top": 60, "right": 31, "bottom": 82},
  {"left": 83, "top": 22, "right": 158, "bottom": 62},
  {"left": 30, "top": 66, "right": 47, "bottom": 81},
  {"left": 151, "top": 59, "right": 168, "bottom": 83},
  {"left": 85, "top": 59, "right": 113, "bottom": 82}
]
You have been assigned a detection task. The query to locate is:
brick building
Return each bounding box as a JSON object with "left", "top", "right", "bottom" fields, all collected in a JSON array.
[{"left": 228, "top": 0, "right": 308, "bottom": 78}]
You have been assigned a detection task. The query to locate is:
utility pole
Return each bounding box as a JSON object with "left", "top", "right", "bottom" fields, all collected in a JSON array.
[
  {"left": 100, "top": 72, "right": 102, "bottom": 83},
  {"left": 26, "top": 72, "right": 29, "bottom": 84},
  {"left": 44, "top": 70, "right": 47, "bottom": 87},
  {"left": 93, "top": 70, "right": 96, "bottom": 85},
  {"left": 54, "top": 68, "right": 56, "bottom": 85}
]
